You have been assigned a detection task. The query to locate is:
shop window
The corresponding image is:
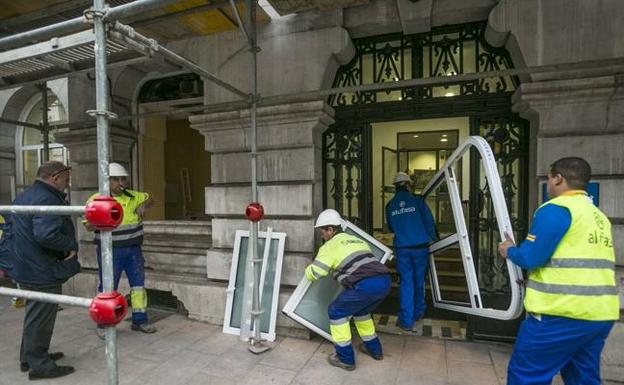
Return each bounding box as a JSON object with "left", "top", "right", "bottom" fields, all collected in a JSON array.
[{"left": 16, "top": 94, "right": 68, "bottom": 192}]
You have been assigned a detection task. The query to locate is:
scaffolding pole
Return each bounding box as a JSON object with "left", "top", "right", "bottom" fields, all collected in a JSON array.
[
  {"left": 40, "top": 83, "right": 50, "bottom": 162},
  {"left": 228, "top": 0, "right": 250, "bottom": 44},
  {"left": 0, "top": 287, "right": 92, "bottom": 308},
  {"left": 0, "top": 0, "right": 185, "bottom": 51},
  {"left": 91, "top": 1, "right": 118, "bottom": 384},
  {"left": 246, "top": 0, "right": 270, "bottom": 355},
  {"left": 0, "top": 205, "right": 85, "bottom": 215},
  {"left": 110, "top": 21, "right": 249, "bottom": 99}
]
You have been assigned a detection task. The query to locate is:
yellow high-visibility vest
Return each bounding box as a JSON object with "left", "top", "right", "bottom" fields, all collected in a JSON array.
[
  {"left": 87, "top": 190, "right": 149, "bottom": 247},
  {"left": 525, "top": 192, "right": 619, "bottom": 321},
  {"left": 305, "top": 232, "right": 388, "bottom": 287}
]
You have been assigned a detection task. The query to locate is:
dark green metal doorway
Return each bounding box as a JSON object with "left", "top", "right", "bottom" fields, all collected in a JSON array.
[{"left": 322, "top": 22, "right": 530, "bottom": 341}]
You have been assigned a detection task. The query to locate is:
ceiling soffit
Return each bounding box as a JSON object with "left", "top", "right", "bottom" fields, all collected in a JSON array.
[{"left": 267, "top": 0, "right": 369, "bottom": 15}]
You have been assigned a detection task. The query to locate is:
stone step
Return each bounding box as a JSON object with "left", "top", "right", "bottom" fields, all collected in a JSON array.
[
  {"left": 142, "top": 244, "right": 210, "bottom": 254},
  {"left": 143, "top": 220, "right": 212, "bottom": 236}
]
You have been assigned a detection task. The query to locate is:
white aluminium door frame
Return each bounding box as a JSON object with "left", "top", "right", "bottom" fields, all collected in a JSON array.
[
  {"left": 223, "top": 228, "right": 286, "bottom": 342},
  {"left": 422, "top": 136, "right": 524, "bottom": 320}
]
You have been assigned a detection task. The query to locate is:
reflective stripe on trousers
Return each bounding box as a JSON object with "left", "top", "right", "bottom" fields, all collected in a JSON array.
[{"left": 353, "top": 314, "right": 377, "bottom": 341}]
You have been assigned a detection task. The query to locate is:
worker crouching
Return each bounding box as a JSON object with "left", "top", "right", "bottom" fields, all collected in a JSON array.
[{"left": 305, "top": 209, "right": 391, "bottom": 371}]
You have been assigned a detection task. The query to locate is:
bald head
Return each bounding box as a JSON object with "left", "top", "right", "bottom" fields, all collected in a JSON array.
[
  {"left": 37, "top": 161, "right": 71, "bottom": 192},
  {"left": 37, "top": 161, "right": 71, "bottom": 179}
]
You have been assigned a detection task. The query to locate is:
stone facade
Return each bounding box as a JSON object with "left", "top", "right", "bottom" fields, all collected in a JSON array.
[{"left": 190, "top": 100, "right": 334, "bottom": 334}]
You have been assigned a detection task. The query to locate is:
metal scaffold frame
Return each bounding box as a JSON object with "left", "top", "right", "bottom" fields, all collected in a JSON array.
[{"left": 0, "top": 1, "right": 250, "bottom": 384}]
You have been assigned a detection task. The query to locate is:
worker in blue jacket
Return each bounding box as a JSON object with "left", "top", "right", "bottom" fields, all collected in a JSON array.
[
  {"left": 499, "top": 157, "right": 618, "bottom": 385},
  {"left": 385, "top": 172, "right": 437, "bottom": 331}
]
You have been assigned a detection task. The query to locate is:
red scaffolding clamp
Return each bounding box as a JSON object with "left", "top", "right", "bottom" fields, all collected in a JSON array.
[
  {"left": 85, "top": 195, "right": 123, "bottom": 230},
  {"left": 245, "top": 202, "right": 264, "bottom": 222},
  {"left": 89, "top": 291, "right": 128, "bottom": 325}
]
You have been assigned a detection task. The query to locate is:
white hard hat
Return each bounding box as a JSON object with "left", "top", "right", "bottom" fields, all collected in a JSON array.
[
  {"left": 314, "top": 209, "right": 344, "bottom": 228},
  {"left": 393, "top": 172, "right": 411, "bottom": 184},
  {"left": 109, "top": 162, "right": 128, "bottom": 177}
]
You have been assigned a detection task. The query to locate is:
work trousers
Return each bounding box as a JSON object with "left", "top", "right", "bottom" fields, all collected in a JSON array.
[
  {"left": 507, "top": 314, "right": 614, "bottom": 385},
  {"left": 19, "top": 283, "right": 62, "bottom": 372},
  {"left": 396, "top": 247, "right": 429, "bottom": 329},
  {"left": 97, "top": 245, "right": 148, "bottom": 325},
  {"left": 328, "top": 274, "right": 391, "bottom": 365}
]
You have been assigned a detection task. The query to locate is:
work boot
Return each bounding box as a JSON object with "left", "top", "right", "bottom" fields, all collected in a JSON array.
[
  {"left": 327, "top": 354, "right": 355, "bottom": 371},
  {"left": 131, "top": 323, "right": 157, "bottom": 334},
  {"left": 358, "top": 344, "right": 383, "bottom": 360},
  {"left": 396, "top": 320, "right": 415, "bottom": 334},
  {"left": 28, "top": 365, "right": 74, "bottom": 380},
  {"left": 20, "top": 352, "right": 64, "bottom": 372}
]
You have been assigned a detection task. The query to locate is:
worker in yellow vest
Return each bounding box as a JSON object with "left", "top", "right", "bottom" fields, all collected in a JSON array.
[
  {"left": 84, "top": 163, "right": 156, "bottom": 337},
  {"left": 305, "top": 209, "right": 391, "bottom": 371},
  {"left": 499, "top": 157, "right": 619, "bottom": 385}
]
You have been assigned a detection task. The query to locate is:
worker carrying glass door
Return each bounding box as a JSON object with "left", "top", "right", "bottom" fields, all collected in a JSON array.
[
  {"left": 385, "top": 172, "right": 437, "bottom": 331},
  {"left": 304, "top": 209, "right": 391, "bottom": 371}
]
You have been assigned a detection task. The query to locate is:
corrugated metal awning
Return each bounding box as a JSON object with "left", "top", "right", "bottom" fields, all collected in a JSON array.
[{"left": 0, "top": 29, "right": 145, "bottom": 88}]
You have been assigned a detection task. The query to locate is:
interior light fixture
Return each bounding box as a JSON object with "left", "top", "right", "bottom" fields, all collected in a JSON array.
[
  {"left": 442, "top": 134, "right": 448, "bottom": 137},
  {"left": 394, "top": 77, "right": 399, "bottom": 82},
  {"left": 444, "top": 92, "right": 454, "bottom": 97},
  {"left": 413, "top": 135, "right": 419, "bottom": 138},
  {"left": 440, "top": 138, "right": 448, "bottom": 142}
]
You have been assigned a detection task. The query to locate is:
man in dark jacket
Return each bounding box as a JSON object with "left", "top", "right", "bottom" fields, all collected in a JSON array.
[
  {"left": 0, "top": 214, "right": 12, "bottom": 274},
  {"left": 10, "top": 161, "right": 80, "bottom": 380}
]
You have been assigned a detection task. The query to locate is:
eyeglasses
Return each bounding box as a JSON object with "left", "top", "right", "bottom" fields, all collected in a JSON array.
[{"left": 51, "top": 167, "right": 72, "bottom": 178}]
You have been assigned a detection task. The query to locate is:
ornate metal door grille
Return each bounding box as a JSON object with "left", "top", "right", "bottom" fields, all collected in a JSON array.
[
  {"left": 328, "top": 22, "right": 519, "bottom": 107},
  {"left": 470, "top": 117, "right": 529, "bottom": 295},
  {"left": 322, "top": 123, "right": 371, "bottom": 230}
]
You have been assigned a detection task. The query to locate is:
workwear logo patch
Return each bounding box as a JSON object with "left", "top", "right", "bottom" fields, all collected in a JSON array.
[
  {"left": 593, "top": 212, "right": 605, "bottom": 230},
  {"left": 391, "top": 201, "right": 415, "bottom": 216}
]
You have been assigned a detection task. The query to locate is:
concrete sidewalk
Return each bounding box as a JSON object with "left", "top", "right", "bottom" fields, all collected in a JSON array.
[{"left": 0, "top": 297, "right": 559, "bottom": 385}]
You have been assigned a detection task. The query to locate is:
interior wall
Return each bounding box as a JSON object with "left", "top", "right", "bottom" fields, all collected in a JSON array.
[
  {"left": 164, "top": 119, "right": 211, "bottom": 220},
  {"left": 371, "top": 117, "right": 470, "bottom": 229},
  {"left": 409, "top": 152, "right": 437, "bottom": 170},
  {"left": 141, "top": 116, "right": 166, "bottom": 220}
]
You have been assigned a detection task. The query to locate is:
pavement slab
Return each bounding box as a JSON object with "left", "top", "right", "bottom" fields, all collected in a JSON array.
[{"left": 1, "top": 295, "right": 587, "bottom": 385}]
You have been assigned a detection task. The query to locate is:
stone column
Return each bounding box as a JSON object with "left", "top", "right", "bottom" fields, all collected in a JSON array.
[{"left": 190, "top": 100, "right": 334, "bottom": 334}]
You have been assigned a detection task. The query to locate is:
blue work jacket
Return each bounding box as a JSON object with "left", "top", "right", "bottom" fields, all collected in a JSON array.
[
  {"left": 385, "top": 187, "right": 437, "bottom": 248},
  {"left": 0, "top": 219, "right": 13, "bottom": 272}
]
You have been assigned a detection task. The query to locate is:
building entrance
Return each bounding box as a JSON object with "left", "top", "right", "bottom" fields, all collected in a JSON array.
[{"left": 322, "top": 22, "right": 530, "bottom": 341}]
